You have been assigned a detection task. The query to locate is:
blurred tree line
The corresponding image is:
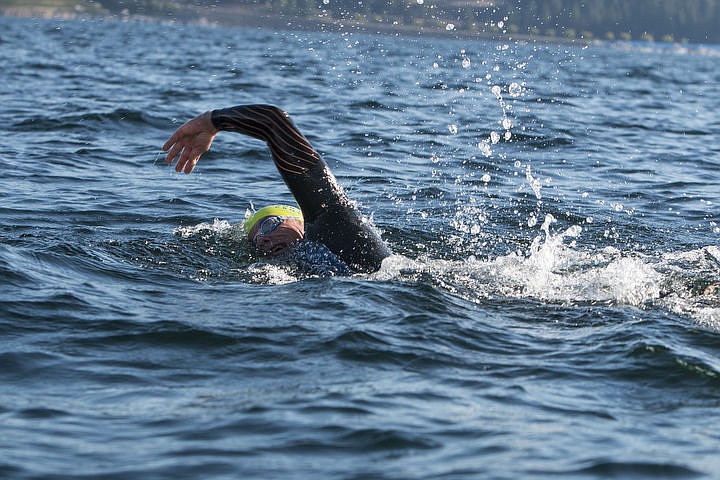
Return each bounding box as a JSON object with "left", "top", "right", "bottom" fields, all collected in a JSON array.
[
  {"left": 91, "top": 0, "right": 719, "bottom": 43},
  {"left": 505, "top": 0, "right": 718, "bottom": 43},
  {"left": 261, "top": 0, "right": 718, "bottom": 43}
]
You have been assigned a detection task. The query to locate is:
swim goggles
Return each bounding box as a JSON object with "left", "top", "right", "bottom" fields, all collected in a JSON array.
[{"left": 252, "top": 215, "right": 284, "bottom": 243}]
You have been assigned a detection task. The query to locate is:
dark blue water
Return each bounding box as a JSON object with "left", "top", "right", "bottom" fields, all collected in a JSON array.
[{"left": 2, "top": 14, "right": 720, "bottom": 479}]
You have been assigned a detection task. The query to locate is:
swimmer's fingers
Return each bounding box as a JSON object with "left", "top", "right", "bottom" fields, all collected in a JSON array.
[
  {"left": 162, "top": 122, "right": 194, "bottom": 167},
  {"left": 182, "top": 155, "right": 200, "bottom": 174},
  {"left": 162, "top": 129, "right": 181, "bottom": 152},
  {"left": 162, "top": 121, "right": 193, "bottom": 154},
  {"left": 175, "top": 147, "right": 203, "bottom": 174},
  {"left": 169, "top": 144, "right": 194, "bottom": 173},
  {"left": 161, "top": 111, "right": 217, "bottom": 174},
  {"left": 163, "top": 141, "right": 184, "bottom": 165}
]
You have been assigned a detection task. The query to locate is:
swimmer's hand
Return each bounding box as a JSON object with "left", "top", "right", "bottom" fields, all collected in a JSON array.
[{"left": 162, "top": 111, "right": 218, "bottom": 174}]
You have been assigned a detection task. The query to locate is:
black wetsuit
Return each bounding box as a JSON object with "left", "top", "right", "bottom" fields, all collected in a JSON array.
[{"left": 211, "top": 104, "right": 390, "bottom": 273}]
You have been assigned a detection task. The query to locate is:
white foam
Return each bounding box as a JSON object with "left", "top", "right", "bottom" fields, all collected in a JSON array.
[
  {"left": 173, "top": 218, "right": 234, "bottom": 238},
  {"left": 374, "top": 222, "right": 719, "bottom": 323},
  {"left": 246, "top": 263, "right": 298, "bottom": 285}
]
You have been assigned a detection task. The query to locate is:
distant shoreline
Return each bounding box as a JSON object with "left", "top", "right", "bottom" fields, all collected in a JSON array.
[
  {"left": 3, "top": 4, "right": 718, "bottom": 51},
  {"left": 0, "top": 5, "right": 587, "bottom": 47}
]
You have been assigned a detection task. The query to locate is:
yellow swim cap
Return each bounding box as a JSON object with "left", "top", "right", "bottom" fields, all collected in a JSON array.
[{"left": 243, "top": 204, "right": 303, "bottom": 236}]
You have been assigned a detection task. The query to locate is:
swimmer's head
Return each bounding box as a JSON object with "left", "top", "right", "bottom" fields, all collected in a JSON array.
[{"left": 243, "top": 204, "right": 304, "bottom": 256}]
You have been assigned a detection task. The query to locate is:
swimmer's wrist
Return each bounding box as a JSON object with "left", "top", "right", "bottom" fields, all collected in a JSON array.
[
  {"left": 204, "top": 110, "right": 220, "bottom": 133},
  {"left": 208, "top": 109, "right": 225, "bottom": 132}
]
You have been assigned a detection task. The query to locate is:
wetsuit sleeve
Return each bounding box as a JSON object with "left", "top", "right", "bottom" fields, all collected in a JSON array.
[{"left": 210, "top": 104, "right": 390, "bottom": 273}]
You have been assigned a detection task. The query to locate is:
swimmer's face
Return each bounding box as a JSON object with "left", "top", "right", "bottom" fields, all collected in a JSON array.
[{"left": 248, "top": 215, "right": 304, "bottom": 256}]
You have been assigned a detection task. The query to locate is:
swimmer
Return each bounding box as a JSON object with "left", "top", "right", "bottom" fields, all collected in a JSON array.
[{"left": 163, "top": 104, "right": 390, "bottom": 274}]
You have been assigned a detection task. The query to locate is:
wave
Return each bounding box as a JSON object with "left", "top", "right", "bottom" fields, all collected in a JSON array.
[
  {"left": 565, "top": 460, "right": 701, "bottom": 478},
  {"left": 348, "top": 100, "right": 402, "bottom": 111},
  {"left": 503, "top": 131, "right": 575, "bottom": 148},
  {"left": 12, "top": 108, "right": 167, "bottom": 132}
]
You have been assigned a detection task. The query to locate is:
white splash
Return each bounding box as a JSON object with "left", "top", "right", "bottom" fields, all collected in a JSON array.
[
  {"left": 173, "top": 218, "right": 233, "bottom": 238},
  {"left": 247, "top": 263, "right": 298, "bottom": 285},
  {"left": 478, "top": 140, "right": 492, "bottom": 157},
  {"left": 654, "top": 247, "right": 720, "bottom": 328},
  {"left": 373, "top": 220, "right": 720, "bottom": 323},
  {"left": 525, "top": 165, "right": 543, "bottom": 199}
]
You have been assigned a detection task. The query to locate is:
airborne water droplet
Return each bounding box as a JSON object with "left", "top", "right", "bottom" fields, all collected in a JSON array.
[
  {"left": 526, "top": 165, "right": 542, "bottom": 199},
  {"left": 565, "top": 225, "right": 582, "bottom": 237},
  {"left": 509, "top": 82, "right": 522, "bottom": 97},
  {"left": 479, "top": 141, "right": 492, "bottom": 157}
]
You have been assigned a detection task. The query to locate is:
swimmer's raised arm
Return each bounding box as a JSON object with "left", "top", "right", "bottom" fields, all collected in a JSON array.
[
  {"left": 163, "top": 105, "right": 320, "bottom": 176},
  {"left": 163, "top": 111, "right": 218, "bottom": 174},
  {"left": 210, "top": 105, "right": 321, "bottom": 175},
  {"left": 162, "top": 104, "right": 390, "bottom": 272}
]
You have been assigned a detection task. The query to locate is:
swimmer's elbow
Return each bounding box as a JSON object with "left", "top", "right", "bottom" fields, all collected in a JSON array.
[
  {"left": 258, "top": 105, "right": 292, "bottom": 123},
  {"left": 255, "top": 105, "right": 300, "bottom": 138}
]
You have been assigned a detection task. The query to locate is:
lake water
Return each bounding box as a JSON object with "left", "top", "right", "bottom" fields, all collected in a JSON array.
[{"left": 1, "top": 14, "right": 720, "bottom": 479}]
